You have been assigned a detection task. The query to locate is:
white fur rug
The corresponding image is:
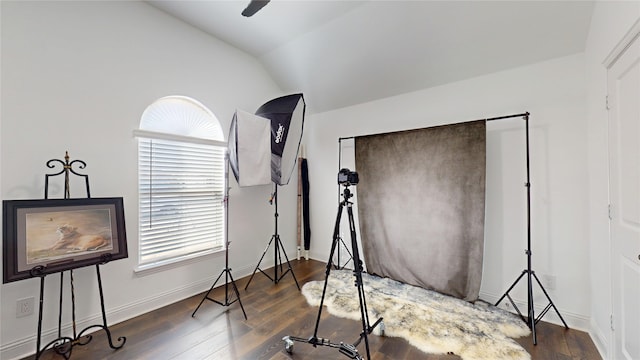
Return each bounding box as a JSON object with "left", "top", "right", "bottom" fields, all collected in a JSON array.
[{"left": 302, "top": 270, "right": 531, "bottom": 360}]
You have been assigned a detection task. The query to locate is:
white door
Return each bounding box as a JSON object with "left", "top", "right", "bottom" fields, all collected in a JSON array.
[{"left": 608, "top": 32, "right": 640, "bottom": 360}]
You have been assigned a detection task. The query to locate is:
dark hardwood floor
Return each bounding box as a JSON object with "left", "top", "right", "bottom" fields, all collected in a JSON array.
[{"left": 26, "top": 259, "right": 601, "bottom": 360}]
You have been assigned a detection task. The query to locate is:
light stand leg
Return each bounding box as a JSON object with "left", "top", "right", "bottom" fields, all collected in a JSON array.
[
  {"left": 245, "top": 185, "right": 300, "bottom": 291},
  {"left": 275, "top": 235, "right": 300, "bottom": 288},
  {"left": 244, "top": 235, "right": 276, "bottom": 288},
  {"left": 192, "top": 267, "right": 247, "bottom": 320}
]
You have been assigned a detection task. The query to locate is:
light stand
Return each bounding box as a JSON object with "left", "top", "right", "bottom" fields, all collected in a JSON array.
[
  {"left": 492, "top": 112, "right": 568, "bottom": 344},
  {"left": 192, "top": 153, "right": 247, "bottom": 320},
  {"left": 244, "top": 184, "right": 300, "bottom": 290},
  {"left": 283, "top": 176, "right": 384, "bottom": 359}
]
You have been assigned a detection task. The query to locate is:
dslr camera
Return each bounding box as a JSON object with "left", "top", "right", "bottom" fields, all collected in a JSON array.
[{"left": 337, "top": 168, "right": 359, "bottom": 186}]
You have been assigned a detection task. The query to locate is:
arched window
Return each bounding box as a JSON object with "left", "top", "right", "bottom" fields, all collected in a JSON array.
[{"left": 134, "top": 96, "right": 226, "bottom": 270}]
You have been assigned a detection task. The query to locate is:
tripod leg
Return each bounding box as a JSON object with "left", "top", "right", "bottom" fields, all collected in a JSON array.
[
  {"left": 245, "top": 235, "right": 276, "bottom": 290},
  {"left": 311, "top": 200, "right": 346, "bottom": 340},
  {"left": 346, "top": 204, "right": 372, "bottom": 359}
]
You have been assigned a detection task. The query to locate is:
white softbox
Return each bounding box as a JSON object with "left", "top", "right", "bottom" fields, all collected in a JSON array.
[{"left": 228, "top": 109, "right": 271, "bottom": 187}]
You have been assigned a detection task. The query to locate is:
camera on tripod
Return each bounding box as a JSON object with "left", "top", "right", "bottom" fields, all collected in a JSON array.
[{"left": 337, "top": 168, "right": 359, "bottom": 186}]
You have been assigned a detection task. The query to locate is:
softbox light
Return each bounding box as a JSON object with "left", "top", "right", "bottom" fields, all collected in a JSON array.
[
  {"left": 255, "top": 93, "right": 306, "bottom": 186},
  {"left": 228, "top": 109, "right": 272, "bottom": 187}
]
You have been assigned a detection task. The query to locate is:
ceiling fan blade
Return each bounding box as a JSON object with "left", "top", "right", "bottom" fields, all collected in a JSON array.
[{"left": 242, "top": 0, "right": 270, "bottom": 17}]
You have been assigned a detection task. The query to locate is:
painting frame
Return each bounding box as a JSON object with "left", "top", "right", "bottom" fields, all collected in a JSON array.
[{"left": 3, "top": 197, "right": 128, "bottom": 283}]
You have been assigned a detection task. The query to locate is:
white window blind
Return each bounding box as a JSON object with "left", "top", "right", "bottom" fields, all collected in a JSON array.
[{"left": 138, "top": 137, "right": 226, "bottom": 267}]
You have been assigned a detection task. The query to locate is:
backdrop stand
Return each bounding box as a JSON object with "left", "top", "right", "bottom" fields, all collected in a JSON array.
[
  {"left": 34, "top": 151, "right": 125, "bottom": 359},
  {"left": 244, "top": 184, "right": 300, "bottom": 290},
  {"left": 490, "top": 112, "right": 569, "bottom": 345},
  {"left": 192, "top": 153, "right": 247, "bottom": 320}
]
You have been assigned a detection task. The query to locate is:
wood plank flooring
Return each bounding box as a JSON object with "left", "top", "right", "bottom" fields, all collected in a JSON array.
[{"left": 25, "top": 259, "right": 601, "bottom": 360}]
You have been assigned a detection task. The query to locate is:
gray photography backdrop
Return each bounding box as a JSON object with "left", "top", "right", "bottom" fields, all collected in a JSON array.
[{"left": 355, "top": 120, "right": 486, "bottom": 301}]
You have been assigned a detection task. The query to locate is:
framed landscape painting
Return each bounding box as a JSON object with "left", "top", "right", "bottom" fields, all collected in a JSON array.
[{"left": 3, "top": 197, "right": 128, "bottom": 283}]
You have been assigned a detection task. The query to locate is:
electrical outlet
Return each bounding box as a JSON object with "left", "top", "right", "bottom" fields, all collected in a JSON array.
[{"left": 16, "top": 297, "right": 34, "bottom": 318}]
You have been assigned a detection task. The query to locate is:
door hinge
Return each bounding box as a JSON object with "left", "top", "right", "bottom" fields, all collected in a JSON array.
[
  {"left": 608, "top": 204, "right": 613, "bottom": 220},
  {"left": 610, "top": 314, "right": 615, "bottom": 331},
  {"left": 606, "top": 95, "right": 610, "bottom": 110}
]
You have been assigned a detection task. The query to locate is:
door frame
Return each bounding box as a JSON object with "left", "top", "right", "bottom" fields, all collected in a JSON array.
[{"left": 604, "top": 17, "right": 640, "bottom": 360}]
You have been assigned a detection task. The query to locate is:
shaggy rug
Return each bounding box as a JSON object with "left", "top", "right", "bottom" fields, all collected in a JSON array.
[{"left": 302, "top": 270, "right": 531, "bottom": 360}]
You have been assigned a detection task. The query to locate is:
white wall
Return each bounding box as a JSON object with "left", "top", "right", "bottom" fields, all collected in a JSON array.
[
  {"left": 304, "top": 53, "right": 591, "bottom": 329},
  {"left": 584, "top": 2, "right": 640, "bottom": 358},
  {"left": 0, "top": 2, "right": 298, "bottom": 359},
  {"left": 3, "top": 1, "right": 637, "bottom": 359}
]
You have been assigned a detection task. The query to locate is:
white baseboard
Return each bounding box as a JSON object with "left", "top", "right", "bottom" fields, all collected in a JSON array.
[
  {"left": 589, "top": 318, "right": 610, "bottom": 360},
  {"left": 481, "top": 292, "right": 608, "bottom": 358},
  {"left": 479, "top": 290, "right": 591, "bottom": 331},
  {"left": 0, "top": 263, "right": 258, "bottom": 360}
]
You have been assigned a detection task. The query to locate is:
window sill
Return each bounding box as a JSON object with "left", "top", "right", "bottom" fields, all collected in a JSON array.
[{"left": 134, "top": 248, "right": 225, "bottom": 277}]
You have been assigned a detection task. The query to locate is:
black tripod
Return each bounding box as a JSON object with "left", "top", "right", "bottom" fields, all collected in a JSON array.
[
  {"left": 492, "top": 112, "right": 568, "bottom": 344},
  {"left": 283, "top": 180, "right": 384, "bottom": 359},
  {"left": 192, "top": 155, "right": 247, "bottom": 320},
  {"left": 244, "top": 185, "right": 300, "bottom": 290}
]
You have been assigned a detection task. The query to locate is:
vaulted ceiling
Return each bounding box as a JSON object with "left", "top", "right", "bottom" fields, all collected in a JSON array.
[{"left": 148, "top": 1, "right": 594, "bottom": 114}]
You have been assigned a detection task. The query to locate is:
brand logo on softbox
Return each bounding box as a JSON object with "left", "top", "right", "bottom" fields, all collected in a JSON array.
[{"left": 275, "top": 123, "right": 285, "bottom": 144}]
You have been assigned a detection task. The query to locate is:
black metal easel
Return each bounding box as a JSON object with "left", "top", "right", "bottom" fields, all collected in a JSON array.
[
  {"left": 33, "top": 152, "right": 125, "bottom": 359},
  {"left": 282, "top": 180, "right": 384, "bottom": 360},
  {"left": 192, "top": 153, "right": 247, "bottom": 320},
  {"left": 490, "top": 113, "right": 569, "bottom": 345},
  {"left": 244, "top": 183, "right": 300, "bottom": 291}
]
